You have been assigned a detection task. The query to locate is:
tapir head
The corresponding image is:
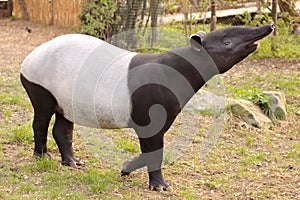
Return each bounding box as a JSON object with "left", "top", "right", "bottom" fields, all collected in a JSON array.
[{"left": 190, "top": 24, "right": 274, "bottom": 73}]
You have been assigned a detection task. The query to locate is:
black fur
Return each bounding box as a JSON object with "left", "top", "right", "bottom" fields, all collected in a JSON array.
[{"left": 127, "top": 50, "right": 210, "bottom": 190}]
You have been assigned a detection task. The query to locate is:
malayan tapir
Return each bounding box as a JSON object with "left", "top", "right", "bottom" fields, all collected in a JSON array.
[{"left": 20, "top": 24, "right": 274, "bottom": 191}]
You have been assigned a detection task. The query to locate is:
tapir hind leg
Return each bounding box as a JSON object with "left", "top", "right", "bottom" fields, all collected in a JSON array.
[
  {"left": 32, "top": 112, "right": 53, "bottom": 158},
  {"left": 21, "top": 74, "right": 82, "bottom": 167},
  {"left": 52, "top": 113, "right": 83, "bottom": 167},
  {"left": 20, "top": 74, "right": 54, "bottom": 158}
]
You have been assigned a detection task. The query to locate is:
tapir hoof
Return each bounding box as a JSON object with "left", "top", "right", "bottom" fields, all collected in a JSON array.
[
  {"left": 33, "top": 151, "right": 53, "bottom": 159},
  {"left": 121, "top": 171, "right": 131, "bottom": 176},
  {"left": 62, "top": 158, "right": 84, "bottom": 168},
  {"left": 149, "top": 169, "right": 169, "bottom": 191},
  {"left": 149, "top": 179, "right": 169, "bottom": 192}
]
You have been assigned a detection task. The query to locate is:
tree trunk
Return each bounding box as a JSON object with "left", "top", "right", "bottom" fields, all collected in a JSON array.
[
  {"left": 139, "top": 0, "right": 147, "bottom": 29},
  {"left": 272, "top": 0, "right": 278, "bottom": 36},
  {"left": 182, "top": 0, "right": 189, "bottom": 42},
  {"left": 124, "top": 0, "right": 143, "bottom": 48},
  {"left": 150, "top": 0, "right": 161, "bottom": 47},
  {"left": 278, "top": 0, "right": 298, "bottom": 17},
  {"left": 271, "top": 0, "right": 278, "bottom": 52},
  {"left": 210, "top": 0, "right": 216, "bottom": 31},
  {"left": 112, "top": 0, "right": 122, "bottom": 37}
]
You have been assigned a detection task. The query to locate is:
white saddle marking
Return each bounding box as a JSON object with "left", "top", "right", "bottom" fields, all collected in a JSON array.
[{"left": 21, "top": 34, "right": 137, "bottom": 128}]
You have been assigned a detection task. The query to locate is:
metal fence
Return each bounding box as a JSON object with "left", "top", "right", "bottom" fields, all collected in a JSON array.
[{"left": 10, "top": 0, "right": 300, "bottom": 34}]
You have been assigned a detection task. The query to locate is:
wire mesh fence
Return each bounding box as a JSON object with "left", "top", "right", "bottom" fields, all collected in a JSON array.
[
  {"left": 78, "top": 0, "right": 299, "bottom": 55},
  {"left": 11, "top": 0, "right": 300, "bottom": 54}
]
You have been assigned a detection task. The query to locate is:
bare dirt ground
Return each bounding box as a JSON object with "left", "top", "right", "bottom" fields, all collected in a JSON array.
[{"left": 0, "top": 19, "right": 299, "bottom": 199}]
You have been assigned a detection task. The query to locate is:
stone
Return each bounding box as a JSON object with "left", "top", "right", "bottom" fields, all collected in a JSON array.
[
  {"left": 262, "top": 91, "right": 287, "bottom": 120},
  {"left": 230, "top": 99, "right": 273, "bottom": 129},
  {"left": 186, "top": 89, "right": 226, "bottom": 111}
]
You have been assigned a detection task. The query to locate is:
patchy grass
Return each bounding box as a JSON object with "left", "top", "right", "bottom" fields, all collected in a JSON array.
[
  {"left": 9, "top": 123, "right": 33, "bottom": 145},
  {"left": 115, "top": 138, "right": 141, "bottom": 153},
  {"left": 250, "top": 34, "right": 300, "bottom": 60}
]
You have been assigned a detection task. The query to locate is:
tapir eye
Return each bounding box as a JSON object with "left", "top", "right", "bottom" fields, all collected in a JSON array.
[
  {"left": 223, "top": 36, "right": 231, "bottom": 46},
  {"left": 224, "top": 41, "right": 230, "bottom": 46}
]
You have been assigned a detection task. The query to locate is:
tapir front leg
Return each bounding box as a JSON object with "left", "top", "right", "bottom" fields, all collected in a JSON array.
[
  {"left": 139, "top": 132, "right": 168, "bottom": 191},
  {"left": 121, "top": 131, "right": 168, "bottom": 191}
]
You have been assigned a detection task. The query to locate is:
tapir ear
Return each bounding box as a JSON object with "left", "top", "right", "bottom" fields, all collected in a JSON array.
[{"left": 190, "top": 31, "right": 206, "bottom": 51}]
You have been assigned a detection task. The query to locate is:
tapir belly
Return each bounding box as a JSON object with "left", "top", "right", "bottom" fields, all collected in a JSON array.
[{"left": 21, "top": 34, "right": 137, "bottom": 128}]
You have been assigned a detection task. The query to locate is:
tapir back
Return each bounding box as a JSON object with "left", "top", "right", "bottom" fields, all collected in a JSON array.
[{"left": 21, "top": 34, "right": 137, "bottom": 128}]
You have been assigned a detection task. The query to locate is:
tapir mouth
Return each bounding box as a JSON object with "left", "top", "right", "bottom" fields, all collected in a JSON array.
[
  {"left": 247, "top": 42, "right": 259, "bottom": 53},
  {"left": 246, "top": 24, "right": 274, "bottom": 53}
]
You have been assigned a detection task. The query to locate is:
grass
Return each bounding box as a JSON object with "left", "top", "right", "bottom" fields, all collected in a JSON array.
[
  {"left": 115, "top": 138, "right": 141, "bottom": 153},
  {"left": 0, "top": 156, "right": 122, "bottom": 199},
  {"left": 267, "top": 73, "right": 300, "bottom": 98},
  {"left": 286, "top": 144, "right": 300, "bottom": 165},
  {"left": 250, "top": 34, "right": 300, "bottom": 60},
  {"left": 9, "top": 124, "right": 33, "bottom": 145}
]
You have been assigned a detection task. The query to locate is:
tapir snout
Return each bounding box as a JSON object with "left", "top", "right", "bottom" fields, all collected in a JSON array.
[{"left": 243, "top": 24, "right": 275, "bottom": 51}]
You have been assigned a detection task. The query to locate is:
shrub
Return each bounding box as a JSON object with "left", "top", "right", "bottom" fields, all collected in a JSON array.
[{"left": 79, "top": 0, "right": 119, "bottom": 40}]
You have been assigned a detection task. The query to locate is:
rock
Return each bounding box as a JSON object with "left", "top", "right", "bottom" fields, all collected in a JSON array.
[
  {"left": 230, "top": 99, "right": 273, "bottom": 129},
  {"left": 187, "top": 89, "right": 226, "bottom": 111},
  {"left": 262, "top": 91, "right": 287, "bottom": 120}
]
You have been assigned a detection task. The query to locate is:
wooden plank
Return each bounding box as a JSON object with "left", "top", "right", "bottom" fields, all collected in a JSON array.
[{"left": 52, "top": 0, "right": 83, "bottom": 27}]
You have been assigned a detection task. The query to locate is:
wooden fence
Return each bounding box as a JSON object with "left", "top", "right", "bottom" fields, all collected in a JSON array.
[
  {"left": 0, "top": 0, "right": 12, "bottom": 18},
  {"left": 12, "top": 0, "right": 84, "bottom": 27}
]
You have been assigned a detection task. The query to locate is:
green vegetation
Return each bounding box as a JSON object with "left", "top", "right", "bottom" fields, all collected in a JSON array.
[
  {"left": 115, "top": 137, "right": 140, "bottom": 153},
  {"left": 227, "top": 68, "right": 300, "bottom": 116},
  {"left": 9, "top": 124, "right": 33, "bottom": 145},
  {"left": 286, "top": 145, "right": 300, "bottom": 165},
  {"left": 234, "top": 88, "right": 273, "bottom": 118},
  {"left": 79, "top": 0, "right": 118, "bottom": 40},
  {"left": 137, "top": 19, "right": 299, "bottom": 59},
  {"left": 250, "top": 29, "right": 300, "bottom": 60}
]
